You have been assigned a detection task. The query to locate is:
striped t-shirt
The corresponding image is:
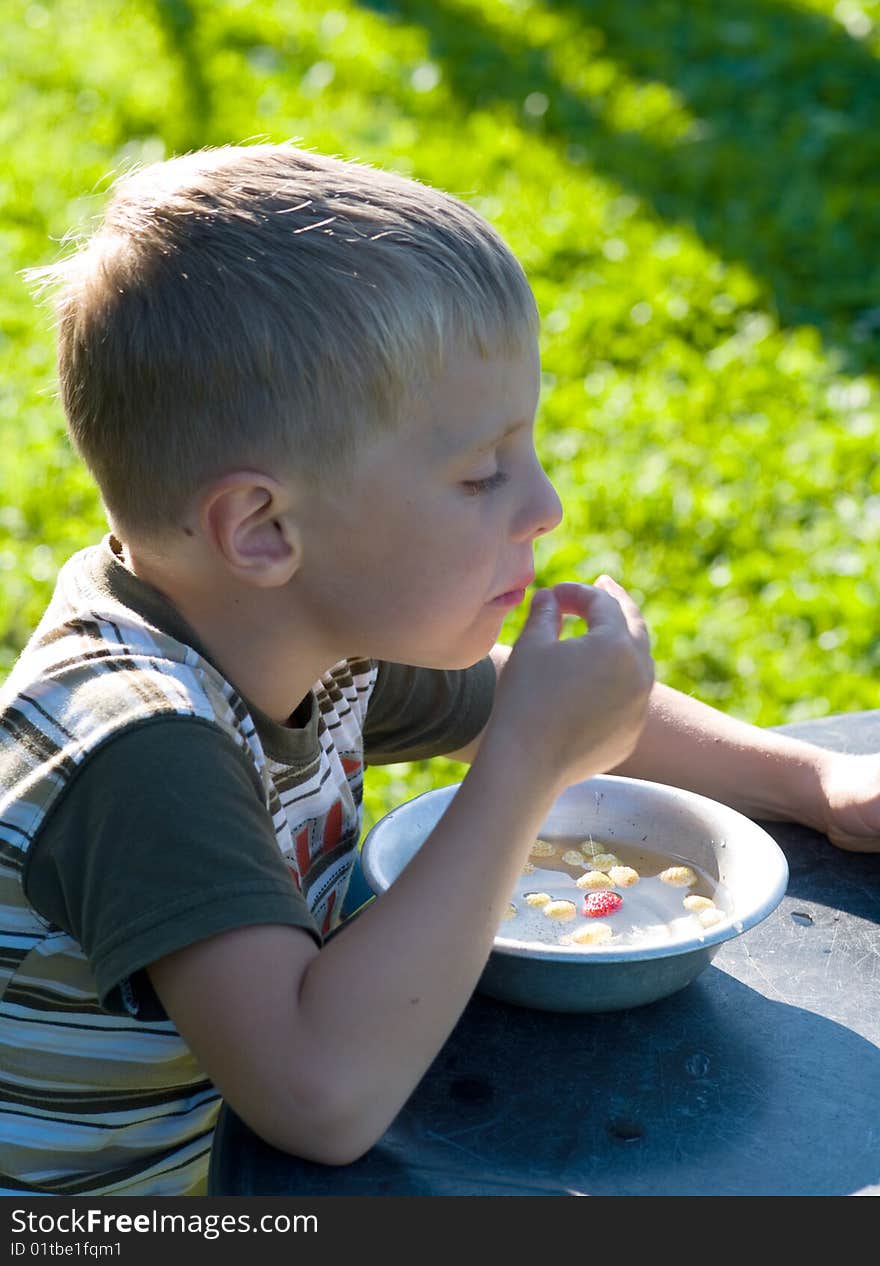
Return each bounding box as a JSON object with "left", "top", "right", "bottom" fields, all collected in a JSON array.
[{"left": 0, "top": 535, "right": 495, "bottom": 1195}]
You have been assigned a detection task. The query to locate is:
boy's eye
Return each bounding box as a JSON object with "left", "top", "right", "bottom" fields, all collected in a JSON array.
[{"left": 461, "top": 470, "right": 510, "bottom": 495}]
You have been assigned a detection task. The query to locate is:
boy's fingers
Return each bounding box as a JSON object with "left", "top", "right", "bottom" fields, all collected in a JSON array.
[
  {"left": 595, "top": 575, "right": 650, "bottom": 647},
  {"left": 526, "top": 587, "right": 558, "bottom": 620},
  {"left": 518, "top": 588, "right": 561, "bottom": 643},
  {"left": 594, "top": 573, "right": 626, "bottom": 597},
  {"left": 551, "top": 581, "right": 624, "bottom": 625},
  {"left": 552, "top": 579, "right": 650, "bottom": 651}
]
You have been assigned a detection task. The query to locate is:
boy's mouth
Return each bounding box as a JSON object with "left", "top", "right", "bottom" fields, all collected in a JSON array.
[
  {"left": 490, "top": 588, "right": 527, "bottom": 609},
  {"left": 489, "top": 573, "right": 534, "bottom": 608}
]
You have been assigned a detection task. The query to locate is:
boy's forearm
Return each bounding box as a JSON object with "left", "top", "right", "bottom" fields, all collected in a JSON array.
[
  {"left": 609, "top": 682, "right": 829, "bottom": 829},
  {"left": 151, "top": 740, "right": 556, "bottom": 1168},
  {"left": 294, "top": 737, "right": 559, "bottom": 1160}
]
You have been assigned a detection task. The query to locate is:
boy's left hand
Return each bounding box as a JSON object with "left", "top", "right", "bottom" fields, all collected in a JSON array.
[{"left": 815, "top": 752, "right": 880, "bottom": 852}]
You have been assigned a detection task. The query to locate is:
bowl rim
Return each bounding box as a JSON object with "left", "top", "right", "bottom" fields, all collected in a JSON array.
[{"left": 360, "top": 775, "right": 790, "bottom": 964}]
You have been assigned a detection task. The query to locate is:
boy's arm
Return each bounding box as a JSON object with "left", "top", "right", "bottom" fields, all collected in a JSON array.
[
  {"left": 150, "top": 582, "right": 653, "bottom": 1166},
  {"left": 149, "top": 747, "right": 562, "bottom": 1166},
  {"left": 452, "top": 639, "right": 880, "bottom": 853},
  {"left": 609, "top": 682, "right": 880, "bottom": 853}
]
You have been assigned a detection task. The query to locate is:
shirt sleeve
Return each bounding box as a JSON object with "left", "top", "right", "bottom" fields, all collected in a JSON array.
[
  {"left": 23, "top": 717, "right": 320, "bottom": 1018},
  {"left": 362, "top": 656, "right": 497, "bottom": 765}
]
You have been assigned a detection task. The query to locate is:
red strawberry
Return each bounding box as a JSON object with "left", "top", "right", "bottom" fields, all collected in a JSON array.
[{"left": 583, "top": 891, "right": 623, "bottom": 918}]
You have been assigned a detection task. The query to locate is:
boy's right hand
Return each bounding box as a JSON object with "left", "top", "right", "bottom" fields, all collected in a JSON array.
[
  {"left": 150, "top": 578, "right": 652, "bottom": 1168},
  {"left": 482, "top": 576, "right": 654, "bottom": 795}
]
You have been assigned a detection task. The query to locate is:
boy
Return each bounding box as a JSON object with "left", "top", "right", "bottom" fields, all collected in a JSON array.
[{"left": 0, "top": 144, "right": 876, "bottom": 1197}]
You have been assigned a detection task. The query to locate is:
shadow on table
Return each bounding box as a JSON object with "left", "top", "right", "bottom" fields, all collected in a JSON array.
[{"left": 210, "top": 971, "right": 879, "bottom": 1196}]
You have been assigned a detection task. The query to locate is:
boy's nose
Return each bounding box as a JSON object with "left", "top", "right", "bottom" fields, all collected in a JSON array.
[{"left": 513, "top": 463, "right": 563, "bottom": 543}]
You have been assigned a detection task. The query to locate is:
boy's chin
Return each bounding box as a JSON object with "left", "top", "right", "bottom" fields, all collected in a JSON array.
[
  {"left": 392, "top": 613, "right": 505, "bottom": 671},
  {"left": 431, "top": 633, "right": 502, "bottom": 672}
]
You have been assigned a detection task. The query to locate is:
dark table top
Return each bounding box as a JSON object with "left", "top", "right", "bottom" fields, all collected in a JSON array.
[{"left": 209, "top": 712, "right": 880, "bottom": 1197}]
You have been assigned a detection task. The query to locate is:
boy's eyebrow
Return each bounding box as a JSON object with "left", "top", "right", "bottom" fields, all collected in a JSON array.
[{"left": 469, "top": 419, "right": 528, "bottom": 455}]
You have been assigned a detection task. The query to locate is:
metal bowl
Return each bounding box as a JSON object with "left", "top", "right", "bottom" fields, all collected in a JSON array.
[{"left": 361, "top": 775, "right": 789, "bottom": 1012}]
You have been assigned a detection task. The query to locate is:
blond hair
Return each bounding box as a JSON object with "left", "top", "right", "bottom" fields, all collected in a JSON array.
[{"left": 29, "top": 143, "right": 539, "bottom": 541}]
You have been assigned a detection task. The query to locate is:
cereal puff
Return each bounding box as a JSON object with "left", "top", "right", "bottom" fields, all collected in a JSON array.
[
  {"left": 576, "top": 870, "right": 615, "bottom": 890},
  {"left": 659, "top": 865, "right": 697, "bottom": 887},
  {"left": 524, "top": 891, "right": 552, "bottom": 907},
  {"left": 567, "top": 923, "right": 613, "bottom": 945},
  {"left": 607, "top": 865, "right": 639, "bottom": 887},
  {"left": 682, "top": 893, "right": 723, "bottom": 925},
  {"left": 530, "top": 838, "right": 557, "bottom": 858},
  {"left": 542, "top": 899, "right": 577, "bottom": 921},
  {"left": 683, "top": 895, "right": 715, "bottom": 912},
  {"left": 586, "top": 852, "right": 620, "bottom": 871}
]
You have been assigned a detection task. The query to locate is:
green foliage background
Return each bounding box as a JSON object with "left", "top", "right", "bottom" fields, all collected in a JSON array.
[{"left": 2, "top": 0, "right": 879, "bottom": 833}]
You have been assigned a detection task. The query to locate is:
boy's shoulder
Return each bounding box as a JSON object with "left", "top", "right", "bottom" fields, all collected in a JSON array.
[
  {"left": 0, "top": 536, "right": 266, "bottom": 776},
  {"left": 0, "top": 535, "right": 388, "bottom": 786}
]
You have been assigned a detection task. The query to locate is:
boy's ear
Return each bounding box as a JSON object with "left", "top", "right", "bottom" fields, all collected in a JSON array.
[{"left": 200, "top": 472, "right": 302, "bottom": 587}]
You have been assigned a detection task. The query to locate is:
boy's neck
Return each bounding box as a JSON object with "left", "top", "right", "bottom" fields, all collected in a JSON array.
[{"left": 119, "top": 541, "right": 336, "bottom": 727}]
